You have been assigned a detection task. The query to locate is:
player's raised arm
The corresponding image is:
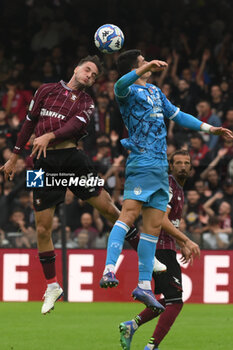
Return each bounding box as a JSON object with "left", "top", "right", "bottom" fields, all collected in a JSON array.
[
  {"left": 115, "top": 59, "right": 168, "bottom": 98},
  {"left": 135, "top": 59, "right": 168, "bottom": 76},
  {"left": 161, "top": 91, "right": 233, "bottom": 139},
  {"left": 114, "top": 70, "right": 140, "bottom": 97},
  {"left": 115, "top": 50, "right": 167, "bottom": 98}
]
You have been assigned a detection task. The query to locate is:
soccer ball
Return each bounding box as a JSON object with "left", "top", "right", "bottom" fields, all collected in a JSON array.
[{"left": 94, "top": 24, "right": 124, "bottom": 54}]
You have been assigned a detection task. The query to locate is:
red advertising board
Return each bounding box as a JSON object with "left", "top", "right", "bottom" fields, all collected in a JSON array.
[{"left": 0, "top": 249, "right": 233, "bottom": 303}]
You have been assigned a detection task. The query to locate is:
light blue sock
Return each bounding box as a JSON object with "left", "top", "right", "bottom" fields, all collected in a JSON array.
[
  {"left": 105, "top": 220, "right": 130, "bottom": 266},
  {"left": 138, "top": 233, "right": 158, "bottom": 282}
]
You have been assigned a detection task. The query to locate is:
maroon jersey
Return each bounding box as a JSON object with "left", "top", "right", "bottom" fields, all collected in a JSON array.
[
  {"left": 157, "top": 175, "right": 184, "bottom": 251},
  {"left": 13, "top": 81, "right": 94, "bottom": 154}
]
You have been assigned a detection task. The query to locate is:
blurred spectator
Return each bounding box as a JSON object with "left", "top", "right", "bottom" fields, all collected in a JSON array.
[
  {"left": 109, "top": 131, "right": 123, "bottom": 159},
  {"left": 31, "top": 18, "right": 60, "bottom": 52},
  {"left": 1, "top": 78, "right": 32, "bottom": 122},
  {"left": 93, "top": 93, "right": 117, "bottom": 136},
  {"left": 200, "top": 148, "right": 228, "bottom": 181},
  {"left": 50, "top": 46, "right": 66, "bottom": 79},
  {"left": 1, "top": 147, "right": 12, "bottom": 163},
  {"left": 74, "top": 212, "right": 99, "bottom": 248},
  {"left": 175, "top": 79, "right": 197, "bottom": 115},
  {"left": 13, "top": 191, "right": 33, "bottom": 227},
  {"left": 92, "top": 139, "right": 112, "bottom": 175},
  {"left": 203, "top": 192, "right": 232, "bottom": 235},
  {"left": 210, "top": 84, "right": 228, "bottom": 119},
  {"left": 220, "top": 78, "right": 232, "bottom": 105},
  {"left": 38, "top": 60, "right": 58, "bottom": 84},
  {"left": 0, "top": 229, "right": 10, "bottom": 248},
  {"left": 202, "top": 216, "right": 230, "bottom": 250},
  {"left": 0, "top": 135, "right": 8, "bottom": 163},
  {"left": 0, "top": 45, "right": 12, "bottom": 83},
  {"left": 222, "top": 108, "right": 233, "bottom": 131},
  {"left": 206, "top": 169, "right": 221, "bottom": 194},
  {"left": 194, "top": 179, "right": 212, "bottom": 204},
  {"left": 64, "top": 190, "right": 82, "bottom": 231},
  {"left": 222, "top": 179, "right": 233, "bottom": 218},
  {"left": 0, "top": 182, "right": 15, "bottom": 228},
  {"left": 54, "top": 226, "right": 78, "bottom": 249},
  {"left": 195, "top": 49, "right": 211, "bottom": 90},
  {"left": 183, "top": 190, "right": 203, "bottom": 236},
  {"left": 166, "top": 140, "right": 177, "bottom": 157},
  {"left": 196, "top": 100, "right": 221, "bottom": 149},
  {"left": 168, "top": 78, "right": 198, "bottom": 143},
  {"left": 2, "top": 209, "right": 32, "bottom": 248},
  {"left": 0, "top": 108, "right": 9, "bottom": 137},
  {"left": 189, "top": 133, "right": 211, "bottom": 180},
  {"left": 7, "top": 113, "right": 21, "bottom": 146},
  {"left": 51, "top": 216, "right": 62, "bottom": 245},
  {"left": 75, "top": 229, "right": 91, "bottom": 249}
]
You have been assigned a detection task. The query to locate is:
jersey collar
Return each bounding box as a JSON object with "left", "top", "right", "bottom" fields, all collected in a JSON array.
[{"left": 60, "top": 80, "right": 73, "bottom": 91}]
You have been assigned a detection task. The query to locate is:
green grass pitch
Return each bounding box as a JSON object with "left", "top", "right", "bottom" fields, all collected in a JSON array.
[{"left": 0, "top": 302, "right": 232, "bottom": 350}]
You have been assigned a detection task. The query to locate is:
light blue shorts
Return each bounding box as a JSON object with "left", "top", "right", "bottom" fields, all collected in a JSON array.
[{"left": 123, "top": 154, "right": 169, "bottom": 212}]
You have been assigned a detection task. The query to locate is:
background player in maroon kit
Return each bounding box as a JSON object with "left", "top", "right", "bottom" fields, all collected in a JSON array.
[
  {"left": 0, "top": 55, "right": 125, "bottom": 314},
  {"left": 120, "top": 150, "right": 199, "bottom": 350}
]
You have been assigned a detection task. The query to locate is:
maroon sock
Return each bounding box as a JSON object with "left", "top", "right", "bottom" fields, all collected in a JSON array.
[
  {"left": 135, "top": 298, "right": 166, "bottom": 326},
  {"left": 38, "top": 250, "right": 57, "bottom": 284},
  {"left": 127, "top": 233, "right": 140, "bottom": 251},
  {"left": 152, "top": 302, "right": 183, "bottom": 346}
]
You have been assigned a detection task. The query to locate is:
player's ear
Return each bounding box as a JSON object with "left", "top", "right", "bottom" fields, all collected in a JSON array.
[{"left": 74, "top": 66, "right": 79, "bottom": 74}]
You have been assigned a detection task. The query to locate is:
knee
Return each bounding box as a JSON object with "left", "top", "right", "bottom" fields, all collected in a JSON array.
[
  {"left": 37, "top": 224, "right": 51, "bottom": 241},
  {"left": 119, "top": 208, "right": 139, "bottom": 227},
  {"left": 144, "top": 224, "right": 162, "bottom": 236}
]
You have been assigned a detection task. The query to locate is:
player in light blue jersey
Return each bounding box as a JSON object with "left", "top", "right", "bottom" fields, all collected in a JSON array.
[{"left": 100, "top": 49, "right": 233, "bottom": 312}]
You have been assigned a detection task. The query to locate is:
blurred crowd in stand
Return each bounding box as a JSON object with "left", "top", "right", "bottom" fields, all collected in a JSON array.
[{"left": 0, "top": 0, "right": 232, "bottom": 249}]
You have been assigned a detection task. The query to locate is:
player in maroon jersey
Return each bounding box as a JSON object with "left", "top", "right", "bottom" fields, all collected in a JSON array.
[
  {"left": 119, "top": 150, "right": 200, "bottom": 350},
  {"left": 0, "top": 55, "right": 131, "bottom": 315}
]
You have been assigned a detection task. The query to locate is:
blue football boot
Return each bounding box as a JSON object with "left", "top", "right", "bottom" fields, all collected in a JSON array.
[
  {"left": 99, "top": 271, "right": 119, "bottom": 288},
  {"left": 132, "top": 286, "right": 165, "bottom": 313}
]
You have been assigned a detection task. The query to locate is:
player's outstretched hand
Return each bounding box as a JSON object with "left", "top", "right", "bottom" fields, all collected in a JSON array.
[
  {"left": 31, "top": 132, "right": 54, "bottom": 159},
  {"left": 185, "top": 239, "right": 200, "bottom": 258},
  {"left": 149, "top": 60, "right": 168, "bottom": 72},
  {"left": 210, "top": 126, "right": 233, "bottom": 139},
  {"left": 180, "top": 246, "right": 193, "bottom": 265},
  {"left": 0, "top": 154, "right": 18, "bottom": 181}
]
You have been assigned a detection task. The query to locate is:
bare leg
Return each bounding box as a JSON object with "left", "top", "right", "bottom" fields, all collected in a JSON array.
[
  {"left": 35, "top": 207, "right": 55, "bottom": 252},
  {"left": 86, "top": 189, "right": 120, "bottom": 224}
]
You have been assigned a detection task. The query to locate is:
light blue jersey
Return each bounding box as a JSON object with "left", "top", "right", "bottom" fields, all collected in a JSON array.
[
  {"left": 115, "top": 81, "right": 179, "bottom": 159},
  {"left": 114, "top": 70, "right": 203, "bottom": 209}
]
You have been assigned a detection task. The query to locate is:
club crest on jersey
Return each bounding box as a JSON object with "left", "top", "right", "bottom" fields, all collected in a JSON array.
[
  {"left": 70, "top": 93, "right": 78, "bottom": 101},
  {"left": 148, "top": 87, "right": 154, "bottom": 94}
]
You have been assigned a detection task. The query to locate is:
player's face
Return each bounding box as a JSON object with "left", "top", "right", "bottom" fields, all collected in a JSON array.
[
  {"left": 171, "top": 155, "right": 191, "bottom": 180},
  {"left": 74, "top": 62, "right": 98, "bottom": 87},
  {"left": 137, "top": 55, "right": 151, "bottom": 79}
]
